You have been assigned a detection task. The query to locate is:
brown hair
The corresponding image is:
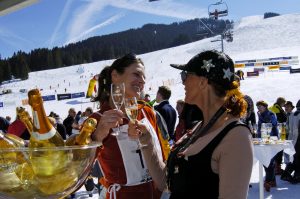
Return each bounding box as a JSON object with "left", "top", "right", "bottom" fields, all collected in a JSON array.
[
  {"left": 176, "top": 99, "right": 185, "bottom": 105},
  {"left": 158, "top": 85, "right": 172, "bottom": 100},
  {"left": 276, "top": 97, "right": 286, "bottom": 105}
]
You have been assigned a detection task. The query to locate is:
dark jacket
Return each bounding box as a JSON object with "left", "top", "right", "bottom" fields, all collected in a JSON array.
[
  {"left": 56, "top": 123, "right": 67, "bottom": 140},
  {"left": 243, "top": 95, "right": 256, "bottom": 125},
  {"left": 154, "top": 100, "right": 177, "bottom": 140},
  {"left": 257, "top": 110, "right": 278, "bottom": 137},
  {"left": 63, "top": 115, "right": 75, "bottom": 136},
  {"left": 0, "top": 116, "right": 10, "bottom": 133}
]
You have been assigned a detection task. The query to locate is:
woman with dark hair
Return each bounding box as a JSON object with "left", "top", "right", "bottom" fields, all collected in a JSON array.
[
  {"left": 90, "top": 53, "right": 167, "bottom": 199},
  {"left": 128, "top": 50, "right": 253, "bottom": 198}
]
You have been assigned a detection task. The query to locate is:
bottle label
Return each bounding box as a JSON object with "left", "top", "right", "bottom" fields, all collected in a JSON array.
[
  {"left": 33, "top": 110, "right": 40, "bottom": 130},
  {"left": 32, "top": 127, "right": 56, "bottom": 140}
]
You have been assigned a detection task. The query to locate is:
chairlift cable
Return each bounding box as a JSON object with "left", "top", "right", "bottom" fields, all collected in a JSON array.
[{"left": 198, "top": 18, "right": 214, "bottom": 35}]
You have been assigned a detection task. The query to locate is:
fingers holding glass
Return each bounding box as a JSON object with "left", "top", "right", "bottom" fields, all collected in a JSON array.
[{"left": 111, "top": 83, "right": 125, "bottom": 135}]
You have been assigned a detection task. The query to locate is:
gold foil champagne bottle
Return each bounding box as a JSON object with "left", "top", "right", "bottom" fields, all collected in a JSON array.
[
  {"left": 66, "top": 118, "right": 97, "bottom": 146},
  {"left": 27, "top": 89, "right": 67, "bottom": 176},
  {"left": 28, "top": 89, "right": 64, "bottom": 147},
  {"left": 27, "top": 89, "right": 78, "bottom": 195},
  {"left": 17, "top": 106, "right": 34, "bottom": 135},
  {"left": 66, "top": 118, "right": 97, "bottom": 161}
]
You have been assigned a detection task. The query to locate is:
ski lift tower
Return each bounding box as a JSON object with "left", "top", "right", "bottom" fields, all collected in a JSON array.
[
  {"left": 210, "top": 28, "right": 233, "bottom": 53},
  {"left": 208, "top": 0, "right": 233, "bottom": 52}
]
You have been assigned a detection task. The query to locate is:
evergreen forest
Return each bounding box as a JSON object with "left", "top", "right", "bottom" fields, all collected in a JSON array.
[{"left": 0, "top": 18, "right": 233, "bottom": 83}]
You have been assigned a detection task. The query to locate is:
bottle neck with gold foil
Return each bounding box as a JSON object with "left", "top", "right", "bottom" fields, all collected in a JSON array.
[
  {"left": 75, "top": 118, "right": 97, "bottom": 145},
  {"left": 28, "top": 89, "right": 56, "bottom": 140},
  {"left": 17, "top": 107, "right": 34, "bottom": 134}
]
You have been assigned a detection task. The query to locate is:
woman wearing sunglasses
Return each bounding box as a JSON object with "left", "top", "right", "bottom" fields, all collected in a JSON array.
[
  {"left": 90, "top": 53, "right": 169, "bottom": 199},
  {"left": 129, "top": 50, "right": 253, "bottom": 199}
]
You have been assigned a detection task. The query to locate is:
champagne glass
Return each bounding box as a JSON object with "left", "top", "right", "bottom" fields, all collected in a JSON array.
[
  {"left": 261, "top": 123, "right": 268, "bottom": 143},
  {"left": 265, "top": 123, "right": 272, "bottom": 139},
  {"left": 252, "top": 123, "right": 258, "bottom": 138},
  {"left": 111, "top": 83, "right": 125, "bottom": 136},
  {"left": 124, "top": 97, "right": 139, "bottom": 121},
  {"left": 124, "top": 97, "right": 147, "bottom": 148}
]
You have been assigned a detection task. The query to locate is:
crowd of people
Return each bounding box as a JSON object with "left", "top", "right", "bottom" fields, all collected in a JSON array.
[{"left": 1, "top": 50, "right": 300, "bottom": 199}]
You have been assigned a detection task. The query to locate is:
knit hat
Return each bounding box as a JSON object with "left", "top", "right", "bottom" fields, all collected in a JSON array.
[
  {"left": 170, "top": 50, "right": 235, "bottom": 90},
  {"left": 256, "top": 100, "right": 268, "bottom": 108}
]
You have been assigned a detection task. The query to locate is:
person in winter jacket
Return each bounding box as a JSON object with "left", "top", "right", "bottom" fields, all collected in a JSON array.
[
  {"left": 281, "top": 99, "right": 300, "bottom": 184},
  {"left": 269, "top": 97, "right": 287, "bottom": 123},
  {"left": 256, "top": 100, "right": 279, "bottom": 191},
  {"left": 257, "top": 101, "right": 278, "bottom": 137},
  {"left": 269, "top": 97, "right": 288, "bottom": 175},
  {"left": 154, "top": 86, "right": 177, "bottom": 141},
  {"left": 63, "top": 108, "right": 76, "bottom": 136}
]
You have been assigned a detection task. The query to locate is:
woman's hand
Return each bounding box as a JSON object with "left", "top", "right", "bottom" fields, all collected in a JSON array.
[
  {"left": 128, "top": 120, "right": 151, "bottom": 143},
  {"left": 93, "top": 109, "right": 124, "bottom": 141}
]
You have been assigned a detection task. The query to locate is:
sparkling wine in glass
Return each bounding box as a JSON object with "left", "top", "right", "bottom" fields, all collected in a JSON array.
[
  {"left": 124, "top": 97, "right": 147, "bottom": 148},
  {"left": 125, "top": 97, "right": 138, "bottom": 121},
  {"left": 111, "top": 83, "right": 125, "bottom": 136}
]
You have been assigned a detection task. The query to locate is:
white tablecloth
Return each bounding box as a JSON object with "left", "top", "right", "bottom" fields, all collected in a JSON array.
[
  {"left": 253, "top": 140, "right": 296, "bottom": 199},
  {"left": 253, "top": 140, "right": 295, "bottom": 167}
]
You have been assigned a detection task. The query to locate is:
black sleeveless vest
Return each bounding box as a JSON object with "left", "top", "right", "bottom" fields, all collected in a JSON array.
[{"left": 169, "top": 121, "right": 247, "bottom": 199}]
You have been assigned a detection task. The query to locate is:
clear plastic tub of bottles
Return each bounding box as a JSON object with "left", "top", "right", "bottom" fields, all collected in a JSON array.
[{"left": 0, "top": 142, "right": 101, "bottom": 199}]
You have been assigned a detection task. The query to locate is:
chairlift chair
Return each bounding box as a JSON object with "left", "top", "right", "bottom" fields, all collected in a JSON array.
[
  {"left": 208, "top": 0, "right": 228, "bottom": 20},
  {"left": 224, "top": 30, "right": 233, "bottom": 42}
]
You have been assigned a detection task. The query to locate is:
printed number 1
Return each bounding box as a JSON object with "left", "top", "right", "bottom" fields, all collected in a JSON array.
[{"left": 136, "top": 149, "right": 144, "bottom": 168}]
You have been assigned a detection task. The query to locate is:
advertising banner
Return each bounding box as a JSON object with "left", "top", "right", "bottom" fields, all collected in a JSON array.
[
  {"left": 71, "top": 92, "right": 85, "bottom": 99},
  {"left": 290, "top": 68, "right": 300, "bottom": 74},
  {"left": 57, "top": 93, "right": 72, "bottom": 101},
  {"left": 234, "top": 63, "right": 245, "bottom": 68},
  {"left": 42, "top": 95, "right": 56, "bottom": 101},
  {"left": 247, "top": 71, "right": 259, "bottom": 77}
]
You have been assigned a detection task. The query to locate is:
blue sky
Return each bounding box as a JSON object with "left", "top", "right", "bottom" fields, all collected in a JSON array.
[{"left": 0, "top": 0, "right": 299, "bottom": 59}]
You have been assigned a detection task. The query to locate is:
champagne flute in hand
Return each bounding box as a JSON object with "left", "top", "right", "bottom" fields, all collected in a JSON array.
[
  {"left": 111, "top": 83, "right": 125, "bottom": 136},
  {"left": 124, "top": 97, "right": 147, "bottom": 148}
]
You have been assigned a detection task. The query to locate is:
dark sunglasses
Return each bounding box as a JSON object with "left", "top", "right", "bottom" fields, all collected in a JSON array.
[{"left": 180, "top": 71, "right": 196, "bottom": 83}]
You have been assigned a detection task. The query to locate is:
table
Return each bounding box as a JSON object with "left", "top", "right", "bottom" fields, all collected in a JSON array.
[{"left": 253, "top": 140, "right": 295, "bottom": 199}]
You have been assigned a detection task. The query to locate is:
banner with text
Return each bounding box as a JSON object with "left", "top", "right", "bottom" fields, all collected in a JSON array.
[
  {"left": 290, "top": 68, "right": 300, "bottom": 74},
  {"left": 42, "top": 95, "right": 56, "bottom": 101},
  {"left": 71, "top": 92, "right": 85, "bottom": 99},
  {"left": 57, "top": 93, "right": 72, "bottom": 101}
]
